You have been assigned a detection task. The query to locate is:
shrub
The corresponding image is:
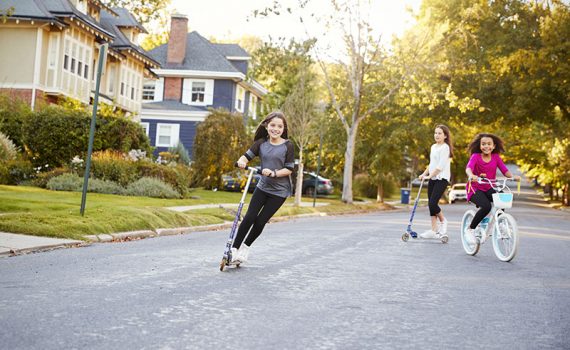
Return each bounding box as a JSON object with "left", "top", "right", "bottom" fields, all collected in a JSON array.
[
  {"left": 90, "top": 150, "right": 137, "bottom": 186},
  {"left": 125, "top": 177, "right": 181, "bottom": 198},
  {"left": 46, "top": 173, "right": 124, "bottom": 194},
  {"left": 32, "top": 167, "right": 70, "bottom": 188},
  {"left": 97, "top": 115, "right": 152, "bottom": 154},
  {"left": 0, "top": 93, "right": 31, "bottom": 148},
  {"left": 353, "top": 173, "right": 377, "bottom": 199},
  {"left": 135, "top": 161, "right": 194, "bottom": 197},
  {"left": 47, "top": 173, "right": 83, "bottom": 191},
  {"left": 169, "top": 143, "right": 192, "bottom": 165},
  {"left": 0, "top": 131, "right": 18, "bottom": 161},
  {"left": 0, "top": 159, "right": 35, "bottom": 185}
]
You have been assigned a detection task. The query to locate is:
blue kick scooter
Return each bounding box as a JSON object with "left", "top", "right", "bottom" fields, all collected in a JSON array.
[
  {"left": 220, "top": 165, "right": 260, "bottom": 271},
  {"left": 401, "top": 180, "right": 448, "bottom": 243}
]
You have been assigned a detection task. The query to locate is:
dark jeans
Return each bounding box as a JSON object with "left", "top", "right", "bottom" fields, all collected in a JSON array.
[
  {"left": 232, "top": 188, "right": 286, "bottom": 249},
  {"left": 427, "top": 179, "right": 448, "bottom": 216},
  {"left": 469, "top": 189, "right": 496, "bottom": 229}
]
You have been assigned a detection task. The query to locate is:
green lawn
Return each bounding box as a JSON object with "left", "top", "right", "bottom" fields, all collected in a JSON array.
[{"left": 0, "top": 186, "right": 393, "bottom": 240}]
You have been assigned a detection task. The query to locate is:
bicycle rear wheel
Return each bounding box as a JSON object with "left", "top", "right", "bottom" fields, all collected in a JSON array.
[
  {"left": 492, "top": 213, "right": 518, "bottom": 262},
  {"left": 461, "top": 210, "right": 480, "bottom": 256}
]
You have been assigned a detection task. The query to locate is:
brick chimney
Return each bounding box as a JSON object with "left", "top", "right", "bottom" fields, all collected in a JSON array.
[
  {"left": 167, "top": 14, "right": 188, "bottom": 65},
  {"left": 164, "top": 14, "right": 188, "bottom": 101}
]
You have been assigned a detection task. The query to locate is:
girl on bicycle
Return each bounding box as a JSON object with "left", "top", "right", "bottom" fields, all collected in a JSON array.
[
  {"left": 232, "top": 111, "right": 295, "bottom": 264},
  {"left": 464, "top": 133, "right": 520, "bottom": 244},
  {"left": 418, "top": 124, "right": 454, "bottom": 239}
]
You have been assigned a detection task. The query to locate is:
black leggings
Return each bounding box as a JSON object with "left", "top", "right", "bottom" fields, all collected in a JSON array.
[
  {"left": 232, "top": 188, "right": 287, "bottom": 249},
  {"left": 427, "top": 179, "right": 448, "bottom": 216},
  {"left": 469, "top": 189, "right": 496, "bottom": 229}
]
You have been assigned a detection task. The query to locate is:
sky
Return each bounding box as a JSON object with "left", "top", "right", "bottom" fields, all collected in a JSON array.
[{"left": 168, "top": 0, "right": 422, "bottom": 48}]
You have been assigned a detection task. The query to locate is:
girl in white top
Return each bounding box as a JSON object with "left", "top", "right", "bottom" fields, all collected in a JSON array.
[{"left": 418, "top": 124, "right": 453, "bottom": 238}]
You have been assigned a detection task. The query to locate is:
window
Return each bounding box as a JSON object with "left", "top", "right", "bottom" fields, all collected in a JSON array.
[
  {"left": 83, "top": 64, "right": 89, "bottom": 79},
  {"left": 64, "top": 55, "right": 69, "bottom": 70},
  {"left": 191, "top": 82, "right": 205, "bottom": 102},
  {"left": 120, "top": 82, "right": 125, "bottom": 96},
  {"left": 249, "top": 94, "right": 257, "bottom": 119},
  {"left": 142, "top": 83, "right": 155, "bottom": 101},
  {"left": 156, "top": 124, "right": 180, "bottom": 147},
  {"left": 140, "top": 122, "right": 149, "bottom": 136},
  {"left": 235, "top": 86, "right": 245, "bottom": 112}
]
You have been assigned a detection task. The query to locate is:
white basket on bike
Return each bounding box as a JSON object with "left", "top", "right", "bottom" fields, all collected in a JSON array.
[{"left": 492, "top": 193, "right": 513, "bottom": 209}]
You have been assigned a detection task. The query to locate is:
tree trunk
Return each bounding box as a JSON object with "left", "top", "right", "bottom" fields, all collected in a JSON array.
[
  {"left": 341, "top": 123, "right": 359, "bottom": 204},
  {"left": 376, "top": 182, "right": 384, "bottom": 203},
  {"left": 294, "top": 150, "right": 304, "bottom": 206},
  {"left": 563, "top": 182, "right": 569, "bottom": 207}
]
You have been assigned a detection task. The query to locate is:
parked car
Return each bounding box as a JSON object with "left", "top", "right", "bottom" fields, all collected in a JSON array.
[
  {"left": 301, "top": 172, "right": 334, "bottom": 196},
  {"left": 448, "top": 183, "right": 467, "bottom": 203},
  {"left": 222, "top": 173, "right": 260, "bottom": 193}
]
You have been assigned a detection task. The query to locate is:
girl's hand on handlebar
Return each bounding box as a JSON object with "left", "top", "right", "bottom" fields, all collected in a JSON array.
[
  {"left": 236, "top": 160, "right": 247, "bottom": 169},
  {"left": 261, "top": 168, "right": 274, "bottom": 177}
]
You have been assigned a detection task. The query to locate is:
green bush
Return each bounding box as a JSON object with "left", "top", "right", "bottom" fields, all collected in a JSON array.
[
  {"left": 0, "top": 93, "right": 31, "bottom": 148},
  {"left": 0, "top": 159, "right": 35, "bottom": 185},
  {"left": 47, "top": 173, "right": 124, "bottom": 194},
  {"left": 125, "top": 177, "right": 181, "bottom": 198},
  {"left": 90, "top": 150, "right": 138, "bottom": 186},
  {"left": 20, "top": 105, "right": 151, "bottom": 169},
  {"left": 32, "top": 167, "right": 71, "bottom": 188},
  {"left": 353, "top": 173, "right": 398, "bottom": 200},
  {"left": 135, "top": 162, "right": 194, "bottom": 197},
  {"left": 0, "top": 131, "right": 18, "bottom": 161},
  {"left": 46, "top": 173, "right": 83, "bottom": 191}
]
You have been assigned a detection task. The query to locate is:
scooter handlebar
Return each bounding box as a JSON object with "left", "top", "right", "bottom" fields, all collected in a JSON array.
[{"left": 234, "top": 162, "right": 261, "bottom": 174}]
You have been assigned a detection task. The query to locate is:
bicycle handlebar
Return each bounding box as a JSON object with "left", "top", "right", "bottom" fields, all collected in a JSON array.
[{"left": 470, "top": 177, "right": 520, "bottom": 193}]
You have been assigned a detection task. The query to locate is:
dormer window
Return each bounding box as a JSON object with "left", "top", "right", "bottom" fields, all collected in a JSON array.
[
  {"left": 76, "top": 0, "right": 87, "bottom": 14},
  {"left": 191, "top": 82, "right": 205, "bottom": 102}
]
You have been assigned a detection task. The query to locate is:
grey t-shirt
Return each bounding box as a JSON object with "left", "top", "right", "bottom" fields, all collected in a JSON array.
[{"left": 245, "top": 139, "right": 295, "bottom": 198}]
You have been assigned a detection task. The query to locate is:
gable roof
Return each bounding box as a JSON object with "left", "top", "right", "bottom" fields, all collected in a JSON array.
[
  {"left": 5, "top": 0, "right": 115, "bottom": 39},
  {"left": 100, "top": 9, "right": 159, "bottom": 67},
  {"left": 212, "top": 43, "right": 250, "bottom": 59},
  {"left": 149, "top": 31, "right": 244, "bottom": 73}
]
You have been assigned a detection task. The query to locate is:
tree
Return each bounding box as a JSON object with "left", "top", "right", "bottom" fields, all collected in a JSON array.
[
  {"left": 192, "top": 109, "right": 249, "bottom": 190},
  {"left": 1, "top": 5, "right": 14, "bottom": 23},
  {"left": 102, "top": 0, "right": 170, "bottom": 25}
]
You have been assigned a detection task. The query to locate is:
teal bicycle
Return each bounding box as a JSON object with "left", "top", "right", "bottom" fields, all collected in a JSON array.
[{"left": 460, "top": 177, "right": 520, "bottom": 262}]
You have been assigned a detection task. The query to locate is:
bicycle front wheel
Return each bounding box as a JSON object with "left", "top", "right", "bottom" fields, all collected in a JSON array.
[
  {"left": 461, "top": 209, "right": 480, "bottom": 256},
  {"left": 492, "top": 213, "right": 519, "bottom": 262}
]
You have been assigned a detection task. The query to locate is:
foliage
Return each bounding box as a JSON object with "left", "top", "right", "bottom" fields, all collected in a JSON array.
[
  {"left": 125, "top": 177, "right": 181, "bottom": 199},
  {"left": 90, "top": 150, "right": 138, "bottom": 186},
  {"left": 32, "top": 167, "right": 71, "bottom": 188},
  {"left": 0, "top": 93, "right": 32, "bottom": 147},
  {"left": 168, "top": 142, "right": 192, "bottom": 165},
  {"left": 0, "top": 131, "right": 18, "bottom": 161},
  {"left": 102, "top": 0, "right": 170, "bottom": 25},
  {"left": 47, "top": 173, "right": 124, "bottom": 195},
  {"left": 135, "top": 162, "right": 194, "bottom": 198},
  {"left": 193, "top": 109, "right": 249, "bottom": 189},
  {"left": 0, "top": 159, "right": 35, "bottom": 185}
]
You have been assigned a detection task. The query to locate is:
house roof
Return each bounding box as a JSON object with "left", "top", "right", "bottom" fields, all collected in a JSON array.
[
  {"left": 100, "top": 9, "right": 159, "bottom": 67},
  {"left": 5, "top": 0, "right": 115, "bottom": 39},
  {"left": 213, "top": 43, "right": 250, "bottom": 59},
  {"left": 142, "top": 100, "right": 209, "bottom": 112},
  {"left": 104, "top": 8, "right": 146, "bottom": 33},
  {"left": 149, "top": 31, "right": 243, "bottom": 73}
]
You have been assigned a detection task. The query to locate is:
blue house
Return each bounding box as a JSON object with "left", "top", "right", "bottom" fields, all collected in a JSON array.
[{"left": 140, "top": 14, "right": 267, "bottom": 157}]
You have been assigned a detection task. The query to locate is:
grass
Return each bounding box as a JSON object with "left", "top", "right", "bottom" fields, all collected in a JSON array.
[{"left": 0, "top": 185, "right": 394, "bottom": 240}]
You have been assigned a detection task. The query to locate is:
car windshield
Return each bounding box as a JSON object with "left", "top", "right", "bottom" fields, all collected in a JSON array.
[{"left": 453, "top": 184, "right": 466, "bottom": 190}]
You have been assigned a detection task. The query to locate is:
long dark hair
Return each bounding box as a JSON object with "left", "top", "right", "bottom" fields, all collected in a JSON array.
[
  {"left": 467, "top": 133, "right": 505, "bottom": 154},
  {"left": 253, "top": 111, "right": 289, "bottom": 141},
  {"left": 436, "top": 124, "right": 454, "bottom": 158}
]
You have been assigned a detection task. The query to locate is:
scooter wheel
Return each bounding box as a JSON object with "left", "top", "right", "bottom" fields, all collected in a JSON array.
[
  {"left": 220, "top": 258, "right": 227, "bottom": 271},
  {"left": 402, "top": 232, "right": 410, "bottom": 242},
  {"left": 441, "top": 235, "right": 449, "bottom": 244}
]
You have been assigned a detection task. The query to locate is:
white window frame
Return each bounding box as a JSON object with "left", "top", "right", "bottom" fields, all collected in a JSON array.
[
  {"left": 235, "top": 85, "right": 245, "bottom": 112},
  {"left": 155, "top": 123, "right": 180, "bottom": 147},
  {"left": 182, "top": 78, "right": 213, "bottom": 106},
  {"left": 140, "top": 122, "right": 150, "bottom": 136},
  {"left": 249, "top": 94, "right": 257, "bottom": 119},
  {"left": 142, "top": 82, "right": 155, "bottom": 101},
  {"left": 191, "top": 81, "right": 206, "bottom": 103}
]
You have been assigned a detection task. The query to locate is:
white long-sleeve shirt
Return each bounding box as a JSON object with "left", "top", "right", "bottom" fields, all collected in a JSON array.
[{"left": 428, "top": 143, "right": 451, "bottom": 181}]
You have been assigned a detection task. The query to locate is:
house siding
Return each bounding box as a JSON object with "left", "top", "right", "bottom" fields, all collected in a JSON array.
[
  {"left": 0, "top": 27, "right": 36, "bottom": 84},
  {"left": 142, "top": 118, "right": 200, "bottom": 157},
  {"left": 212, "top": 79, "right": 234, "bottom": 111}
]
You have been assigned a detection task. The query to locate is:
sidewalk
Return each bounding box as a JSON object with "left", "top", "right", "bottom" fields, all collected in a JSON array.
[{"left": 0, "top": 232, "right": 84, "bottom": 257}]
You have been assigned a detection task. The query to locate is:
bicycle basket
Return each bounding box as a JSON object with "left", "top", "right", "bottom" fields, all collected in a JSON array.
[{"left": 492, "top": 193, "right": 513, "bottom": 209}]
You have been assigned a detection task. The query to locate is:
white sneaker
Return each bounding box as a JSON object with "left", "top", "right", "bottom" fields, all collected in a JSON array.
[
  {"left": 236, "top": 244, "right": 250, "bottom": 263},
  {"left": 230, "top": 247, "right": 239, "bottom": 263},
  {"left": 464, "top": 228, "right": 477, "bottom": 245},
  {"left": 420, "top": 230, "right": 439, "bottom": 239},
  {"left": 439, "top": 219, "right": 448, "bottom": 235}
]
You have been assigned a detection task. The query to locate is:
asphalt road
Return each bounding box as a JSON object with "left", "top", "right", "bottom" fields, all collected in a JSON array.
[{"left": 0, "top": 187, "right": 568, "bottom": 349}]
